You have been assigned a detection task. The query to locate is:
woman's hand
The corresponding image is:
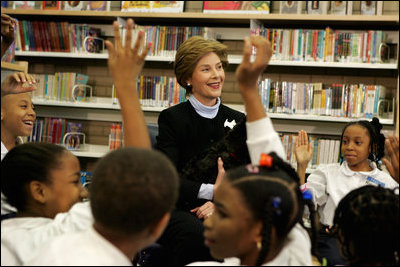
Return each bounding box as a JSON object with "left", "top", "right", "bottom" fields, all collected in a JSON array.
[{"left": 190, "top": 201, "right": 215, "bottom": 220}]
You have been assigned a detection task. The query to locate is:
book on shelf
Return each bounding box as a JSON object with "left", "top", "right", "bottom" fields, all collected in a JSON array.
[
  {"left": 63, "top": 1, "right": 85, "bottom": 10},
  {"left": 258, "top": 78, "right": 393, "bottom": 120},
  {"left": 87, "top": 1, "right": 110, "bottom": 11},
  {"left": 120, "top": 1, "right": 151, "bottom": 12},
  {"left": 28, "top": 117, "right": 67, "bottom": 145},
  {"left": 203, "top": 1, "right": 271, "bottom": 14},
  {"left": 151, "top": 1, "right": 184, "bottom": 13},
  {"left": 279, "top": 132, "right": 341, "bottom": 169},
  {"left": 109, "top": 123, "right": 123, "bottom": 150},
  {"left": 42, "top": 1, "right": 61, "bottom": 10},
  {"left": 330, "top": 1, "right": 347, "bottom": 15},
  {"left": 121, "top": 1, "right": 185, "bottom": 12},
  {"left": 64, "top": 122, "right": 84, "bottom": 150},
  {"left": 251, "top": 26, "right": 391, "bottom": 64},
  {"left": 279, "top": 1, "right": 302, "bottom": 14},
  {"left": 360, "top": 1, "right": 378, "bottom": 15},
  {"left": 1, "top": 1, "right": 9, "bottom": 8},
  {"left": 305, "top": 1, "right": 329, "bottom": 14},
  {"left": 12, "top": 1, "right": 35, "bottom": 9},
  {"left": 31, "top": 72, "right": 89, "bottom": 102}
]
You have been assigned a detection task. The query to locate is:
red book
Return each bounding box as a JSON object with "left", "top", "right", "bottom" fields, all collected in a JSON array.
[
  {"left": 18, "top": 20, "right": 26, "bottom": 51},
  {"left": 51, "top": 118, "right": 58, "bottom": 144},
  {"left": 61, "top": 22, "right": 70, "bottom": 52},
  {"left": 38, "top": 21, "right": 48, "bottom": 52},
  {"left": 49, "top": 22, "right": 61, "bottom": 52},
  {"left": 41, "top": 21, "right": 51, "bottom": 52}
]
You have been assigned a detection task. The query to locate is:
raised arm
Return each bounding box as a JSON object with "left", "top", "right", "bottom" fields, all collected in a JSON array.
[
  {"left": 236, "top": 36, "right": 286, "bottom": 163},
  {"left": 235, "top": 36, "right": 271, "bottom": 122},
  {"left": 295, "top": 130, "right": 313, "bottom": 185},
  {"left": 382, "top": 135, "right": 399, "bottom": 183},
  {"left": 105, "top": 19, "right": 151, "bottom": 149},
  {"left": 1, "top": 13, "right": 16, "bottom": 58}
]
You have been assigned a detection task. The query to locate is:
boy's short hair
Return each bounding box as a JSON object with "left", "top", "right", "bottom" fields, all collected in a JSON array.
[
  {"left": 90, "top": 147, "right": 179, "bottom": 235},
  {"left": 174, "top": 36, "right": 228, "bottom": 94}
]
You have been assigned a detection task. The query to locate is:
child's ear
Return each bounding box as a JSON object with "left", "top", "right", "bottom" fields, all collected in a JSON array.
[{"left": 29, "top": 181, "right": 48, "bottom": 204}]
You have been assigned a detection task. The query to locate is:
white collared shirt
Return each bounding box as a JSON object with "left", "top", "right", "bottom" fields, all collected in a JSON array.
[
  {"left": 1, "top": 202, "right": 93, "bottom": 265},
  {"left": 301, "top": 161, "right": 398, "bottom": 226},
  {"left": 27, "top": 226, "right": 132, "bottom": 266}
]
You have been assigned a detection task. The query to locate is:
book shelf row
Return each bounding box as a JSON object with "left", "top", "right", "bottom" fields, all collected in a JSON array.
[
  {"left": 259, "top": 80, "right": 394, "bottom": 119},
  {"left": 2, "top": 1, "right": 388, "bottom": 16},
  {"left": 252, "top": 27, "right": 395, "bottom": 64}
]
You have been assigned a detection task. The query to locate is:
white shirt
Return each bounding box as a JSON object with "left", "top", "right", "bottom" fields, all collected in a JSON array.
[
  {"left": 302, "top": 161, "right": 398, "bottom": 226},
  {"left": 27, "top": 226, "right": 132, "bottom": 266},
  {"left": 1, "top": 202, "right": 93, "bottom": 266},
  {"left": 187, "top": 224, "right": 312, "bottom": 266},
  {"left": 246, "top": 117, "right": 286, "bottom": 164},
  {"left": 1, "top": 138, "right": 24, "bottom": 215}
]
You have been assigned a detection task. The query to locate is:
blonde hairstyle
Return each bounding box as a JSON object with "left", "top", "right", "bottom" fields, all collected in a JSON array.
[{"left": 174, "top": 36, "right": 228, "bottom": 94}]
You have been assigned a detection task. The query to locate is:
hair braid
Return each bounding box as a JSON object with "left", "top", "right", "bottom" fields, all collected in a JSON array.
[
  {"left": 256, "top": 204, "right": 274, "bottom": 266},
  {"left": 333, "top": 185, "right": 399, "bottom": 265}
]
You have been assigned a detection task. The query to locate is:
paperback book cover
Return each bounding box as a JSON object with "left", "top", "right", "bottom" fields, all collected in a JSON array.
[
  {"left": 42, "top": 1, "right": 61, "bottom": 10},
  {"left": 279, "top": 1, "right": 302, "bottom": 14},
  {"left": 12, "top": 1, "right": 35, "bottom": 9},
  {"left": 63, "top": 1, "right": 85, "bottom": 10},
  {"left": 87, "top": 1, "right": 110, "bottom": 11},
  {"left": 330, "top": 1, "right": 347, "bottom": 15},
  {"left": 203, "top": 1, "right": 271, "bottom": 14}
]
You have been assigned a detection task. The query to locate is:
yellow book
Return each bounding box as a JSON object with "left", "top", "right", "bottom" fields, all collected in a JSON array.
[{"left": 321, "top": 88, "right": 326, "bottom": 115}]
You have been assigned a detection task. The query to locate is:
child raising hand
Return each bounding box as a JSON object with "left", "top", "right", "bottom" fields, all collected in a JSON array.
[{"left": 294, "top": 118, "right": 398, "bottom": 265}]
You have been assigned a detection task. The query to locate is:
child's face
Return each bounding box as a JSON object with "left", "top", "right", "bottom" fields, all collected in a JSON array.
[
  {"left": 188, "top": 52, "right": 225, "bottom": 106},
  {"left": 341, "top": 125, "right": 371, "bottom": 171},
  {"left": 45, "top": 151, "right": 88, "bottom": 218},
  {"left": 203, "top": 179, "right": 261, "bottom": 265},
  {"left": 1, "top": 93, "right": 36, "bottom": 138}
]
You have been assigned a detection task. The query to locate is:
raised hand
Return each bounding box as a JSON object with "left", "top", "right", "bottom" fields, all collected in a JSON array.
[
  {"left": 1, "top": 72, "right": 37, "bottom": 97},
  {"left": 105, "top": 19, "right": 151, "bottom": 98},
  {"left": 295, "top": 130, "right": 313, "bottom": 184},
  {"left": 235, "top": 35, "right": 272, "bottom": 98},
  {"left": 235, "top": 35, "right": 272, "bottom": 122},
  {"left": 213, "top": 157, "right": 225, "bottom": 195},
  {"left": 1, "top": 13, "right": 16, "bottom": 58},
  {"left": 382, "top": 136, "right": 399, "bottom": 183}
]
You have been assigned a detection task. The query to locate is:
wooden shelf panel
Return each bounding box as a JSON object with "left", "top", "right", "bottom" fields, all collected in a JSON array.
[
  {"left": 32, "top": 97, "right": 394, "bottom": 125},
  {"left": 1, "top": 61, "right": 28, "bottom": 72},
  {"left": 15, "top": 51, "right": 397, "bottom": 69}
]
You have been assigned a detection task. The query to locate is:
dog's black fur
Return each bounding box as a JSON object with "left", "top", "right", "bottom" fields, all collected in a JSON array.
[{"left": 180, "top": 118, "right": 251, "bottom": 184}]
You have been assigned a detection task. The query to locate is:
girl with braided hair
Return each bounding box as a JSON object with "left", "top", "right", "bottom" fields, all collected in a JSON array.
[
  {"left": 188, "top": 152, "right": 318, "bottom": 266},
  {"left": 294, "top": 117, "right": 398, "bottom": 265},
  {"left": 332, "top": 185, "right": 399, "bottom": 266}
]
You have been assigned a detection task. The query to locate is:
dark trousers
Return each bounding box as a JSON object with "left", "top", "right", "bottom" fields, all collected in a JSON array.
[
  {"left": 139, "top": 209, "right": 215, "bottom": 266},
  {"left": 318, "top": 227, "right": 347, "bottom": 266}
]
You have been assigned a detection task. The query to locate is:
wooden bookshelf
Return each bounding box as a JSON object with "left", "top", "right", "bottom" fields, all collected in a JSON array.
[
  {"left": 1, "top": 61, "right": 28, "bottom": 72},
  {"left": 2, "top": 8, "right": 398, "bottom": 26}
]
